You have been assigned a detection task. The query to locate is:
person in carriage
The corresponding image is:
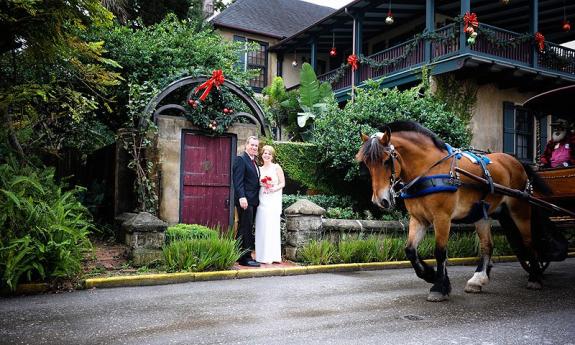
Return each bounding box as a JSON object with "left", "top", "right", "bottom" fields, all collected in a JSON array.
[{"left": 539, "top": 118, "right": 575, "bottom": 168}]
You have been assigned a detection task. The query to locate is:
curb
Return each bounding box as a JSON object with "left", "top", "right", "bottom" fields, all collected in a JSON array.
[{"left": 7, "top": 252, "right": 575, "bottom": 294}]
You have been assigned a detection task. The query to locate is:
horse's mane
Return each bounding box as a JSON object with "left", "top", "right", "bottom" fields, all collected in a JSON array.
[
  {"left": 358, "top": 121, "right": 445, "bottom": 164},
  {"left": 383, "top": 121, "right": 445, "bottom": 150}
]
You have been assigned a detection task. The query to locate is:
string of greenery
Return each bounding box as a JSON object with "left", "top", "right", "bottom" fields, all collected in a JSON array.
[{"left": 323, "top": 15, "right": 571, "bottom": 85}]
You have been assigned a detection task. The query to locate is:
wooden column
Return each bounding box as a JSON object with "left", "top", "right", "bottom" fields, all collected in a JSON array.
[
  {"left": 460, "top": 0, "right": 470, "bottom": 53},
  {"left": 529, "top": 0, "right": 539, "bottom": 68},
  {"left": 310, "top": 37, "right": 317, "bottom": 71},
  {"left": 425, "top": 0, "right": 435, "bottom": 62}
]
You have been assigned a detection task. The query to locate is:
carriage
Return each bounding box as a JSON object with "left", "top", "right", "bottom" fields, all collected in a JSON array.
[
  {"left": 356, "top": 87, "right": 575, "bottom": 300},
  {"left": 522, "top": 85, "right": 575, "bottom": 225}
]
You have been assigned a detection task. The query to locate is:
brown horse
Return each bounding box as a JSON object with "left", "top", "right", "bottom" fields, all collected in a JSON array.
[{"left": 356, "top": 121, "right": 550, "bottom": 302}]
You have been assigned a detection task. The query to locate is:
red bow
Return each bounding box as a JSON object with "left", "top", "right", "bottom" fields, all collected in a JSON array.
[
  {"left": 463, "top": 12, "right": 479, "bottom": 32},
  {"left": 535, "top": 32, "right": 545, "bottom": 52},
  {"left": 194, "top": 69, "right": 225, "bottom": 102},
  {"left": 347, "top": 54, "right": 359, "bottom": 71}
]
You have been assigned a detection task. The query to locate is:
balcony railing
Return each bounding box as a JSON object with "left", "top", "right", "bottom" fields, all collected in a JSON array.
[
  {"left": 539, "top": 41, "right": 575, "bottom": 75},
  {"left": 432, "top": 24, "right": 459, "bottom": 60},
  {"left": 471, "top": 24, "right": 531, "bottom": 65},
  {"left": 360, "top": 37, "right": 425, "bottom": 80},
  {"left": 317, "top": 23, "right": 575, "bottom": 93}
]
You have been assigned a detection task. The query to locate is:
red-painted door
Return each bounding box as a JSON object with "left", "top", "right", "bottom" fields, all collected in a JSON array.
[{"left": 181, "top": 133, "right": 233, "bottom": 231}]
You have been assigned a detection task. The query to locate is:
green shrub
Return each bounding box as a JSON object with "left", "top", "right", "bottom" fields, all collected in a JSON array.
[
  {"left": 282, "top": 194, "right": 355, "bottom": 212},
  {"left": 162, "top": 231, "right": 241, "bottom": 272},
  {"left": 0, "top": 159, "right": 93, "bottom": 290},
  {"left": 325, "top": 207, "right": 357, "bottom": 220},
  {"left": 271, "top": 141, "right": 325, "bottom": 191},
  {"left": 165, "top": 224, "right": 218, "bottom": 244},
  {"left": 312, "top": 80, "right": 472, "bottom": 202},
  {"left": 298, "top": 240, "right": 335, "bottom": 265}
]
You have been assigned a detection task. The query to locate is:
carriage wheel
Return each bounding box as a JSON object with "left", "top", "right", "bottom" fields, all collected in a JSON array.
[{"left": 518, "top": 259, "right": 550, "bottom": 273}]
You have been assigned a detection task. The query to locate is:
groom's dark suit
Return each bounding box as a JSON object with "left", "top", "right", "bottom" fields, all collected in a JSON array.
[{"left": 233, "top": 152, "right": 260, "bottom": 263}]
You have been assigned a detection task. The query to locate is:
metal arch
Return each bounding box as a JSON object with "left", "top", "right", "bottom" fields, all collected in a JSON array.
[{"left": 143, "top": 76, "right": 269, "bottom": 136}]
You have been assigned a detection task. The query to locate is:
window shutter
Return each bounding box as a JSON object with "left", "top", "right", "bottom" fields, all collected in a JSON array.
[
  {"left": 539, "top": 115, "right": 547, "bottom": 156},
  {"left": 503, "top": 102, "right": 515, "bottom": 154}
]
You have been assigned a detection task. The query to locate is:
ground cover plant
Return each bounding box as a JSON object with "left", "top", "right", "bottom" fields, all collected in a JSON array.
[
  {"left": 0, "top": 158, "right": 93, "bottom": 290},
  {"left": 163, "top": 227, "right": 241, "bottom": 272},
  {"left": 298, "top": 232, "right": 514, "bottom": 265},
  {"left": 165, "top": 224, "right": 219, "bottom": 243}
]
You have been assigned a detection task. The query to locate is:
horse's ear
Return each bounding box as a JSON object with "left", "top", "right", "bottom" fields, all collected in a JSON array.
[
  {"left": 360, "top": 133, "right": 370, "bottom": 143},
  {"left": 379, "top": 126, "right": 391, "bottom": 145}
]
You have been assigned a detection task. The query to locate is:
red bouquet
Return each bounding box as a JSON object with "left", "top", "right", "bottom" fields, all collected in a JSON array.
[{"left": 261, "top": 176, "right": 273, "bottom": 190}]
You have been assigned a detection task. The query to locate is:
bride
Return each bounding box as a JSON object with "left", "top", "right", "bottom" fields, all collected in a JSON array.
[{"left": 255, "top": 145, "right": 285, "bottom": 264}]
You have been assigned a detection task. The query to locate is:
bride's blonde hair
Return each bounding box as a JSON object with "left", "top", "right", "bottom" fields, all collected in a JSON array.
[{"left": 261, "top": 145, "right": 276, "bottom": 161}]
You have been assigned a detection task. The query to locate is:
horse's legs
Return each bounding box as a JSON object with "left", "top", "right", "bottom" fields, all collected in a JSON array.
[
  {"left": 502, "top": 200, "right": 543, "bottom": 290},
  {"left": 427, "top": 216, "right": 452, "bottom": 302},
  {"left": 465, "top": 220, "right": 493, "bottom": 293},
  {"left": 405, "top": 217, "right": 435, "bottom": 284}
]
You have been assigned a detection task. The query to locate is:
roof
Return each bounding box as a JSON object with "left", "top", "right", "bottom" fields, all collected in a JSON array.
[
  {"left": 210, "top": 0, "right": 336, "bottom": 39},
  {"left": 522, "top": 85, "right": 575, "bottom": 118},
  {"left": 271, "top": 0, "right": 575, "bottom": 52}
]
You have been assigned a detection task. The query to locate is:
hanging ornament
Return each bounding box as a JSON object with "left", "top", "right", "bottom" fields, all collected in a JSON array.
[
  {"left": 187, "top": 98, "right": 199, "bottom": 108},
  {"left": 292, "top": 50, "right": 298, "bottom": 67},
  {"left": 385, "top": 0, "right": 394, "bottom": 25},
  {"left": 329, "top": 32, "right": 337, "bottom": 57},
  {"left": 562, "top": 2, "right": 571, "bottom": 32},
  {"left": 463, "top": 12, "right": 479, "bottom": 45}
]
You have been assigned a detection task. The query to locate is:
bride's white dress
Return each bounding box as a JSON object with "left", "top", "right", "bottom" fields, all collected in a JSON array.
[{"left": 255, "top": 163, "right": 282, "bottom": 264}]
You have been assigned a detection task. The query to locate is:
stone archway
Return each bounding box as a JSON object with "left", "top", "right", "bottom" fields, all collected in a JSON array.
[
  {"left": 143, "top": 75, "right": 269, "bottom": 226},
  {"left": 143, "top": 75, "right": 269, "bottom": 137}
]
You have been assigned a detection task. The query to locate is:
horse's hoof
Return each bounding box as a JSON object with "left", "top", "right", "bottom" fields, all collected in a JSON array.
[
  {"left": 526, "top": 281, "right": 542, "bottom": 290},
  {"left": 464, "top": 283, "right": 482, "bottom": 293},
  {"left": 427, "top": 291, "right": 449, "bottom": 302}
]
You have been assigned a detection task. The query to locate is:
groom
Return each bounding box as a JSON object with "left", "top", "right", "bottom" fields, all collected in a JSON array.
[{"left": 233, "top": 136, "right": 261, "bottom": 267}]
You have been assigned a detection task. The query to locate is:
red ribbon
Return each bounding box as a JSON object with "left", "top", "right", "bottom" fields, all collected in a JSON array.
[
  {"left": 347, "top": 54, "right": 359, "bottom": 71},
  {"left": 194, "top": 69, "right": 225, "bottom": 102},
  {"left": 535, "top": 32, "right": 545, "bottom": 52},
  {"left": 463, "top": 12, "right": 479, "bottom": 32}
]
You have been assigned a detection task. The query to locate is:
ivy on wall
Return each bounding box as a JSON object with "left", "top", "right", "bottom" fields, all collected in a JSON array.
[
  {"left": 433, "top": 74, "right": 478, "bottom": 123},
  {"left": 261, "top": 139, "right": 326, "bottom": 192}
]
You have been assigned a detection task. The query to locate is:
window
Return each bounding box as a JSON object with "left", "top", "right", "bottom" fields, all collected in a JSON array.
[
  {"left": 503, "top": 102, "right": 534, "bottom": 162},
  {"left": 234, "top": 35, "right": 268, "bottom": 91}
]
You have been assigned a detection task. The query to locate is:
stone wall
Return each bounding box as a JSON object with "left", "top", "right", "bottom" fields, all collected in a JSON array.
[{"left": 283, "top": 199, "right": 501, "bottom": 261}]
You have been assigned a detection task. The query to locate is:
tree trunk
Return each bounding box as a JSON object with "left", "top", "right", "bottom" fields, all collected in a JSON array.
[{"left": 1, "top": 106, "right": 27, "bottom": 165}]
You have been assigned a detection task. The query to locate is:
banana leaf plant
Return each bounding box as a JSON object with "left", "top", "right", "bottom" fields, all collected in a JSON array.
[{"left": 295, "top": 63, "right": 333, "bottom": 128}]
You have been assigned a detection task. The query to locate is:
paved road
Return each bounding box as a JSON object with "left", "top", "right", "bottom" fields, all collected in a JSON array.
[{"left": 1, "top": 259, "right": 575, "bottom": 345}]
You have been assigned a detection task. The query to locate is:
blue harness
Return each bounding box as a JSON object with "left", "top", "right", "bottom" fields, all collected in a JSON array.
[{"left": 399, "top": 144, "right": 493, "bottom": 224}]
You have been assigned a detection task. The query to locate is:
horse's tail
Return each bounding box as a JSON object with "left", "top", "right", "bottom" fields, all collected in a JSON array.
[{"left": 522, "top": 162, "right": 552, "bottom": 196}]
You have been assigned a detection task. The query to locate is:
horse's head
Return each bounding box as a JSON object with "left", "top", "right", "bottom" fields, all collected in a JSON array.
[{"left": 356, "top": 127, "right": 401, "bottom": 210}]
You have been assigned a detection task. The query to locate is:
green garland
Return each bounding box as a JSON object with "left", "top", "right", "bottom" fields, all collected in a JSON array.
[
  {"left": 324, "top": 15, "right": 571, "bottom": 85},
  {"left": 184, "top": 87, "right": 238, "bottom": 134}
]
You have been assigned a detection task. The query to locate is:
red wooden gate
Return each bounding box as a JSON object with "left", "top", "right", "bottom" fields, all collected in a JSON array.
[{"left": 180, "top": 133, "right": 233, "bottom": 230}]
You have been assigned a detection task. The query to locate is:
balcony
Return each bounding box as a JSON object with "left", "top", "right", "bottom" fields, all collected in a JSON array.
[{"left": 318, "top": 23, "right": 575, "bottom": 96}]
